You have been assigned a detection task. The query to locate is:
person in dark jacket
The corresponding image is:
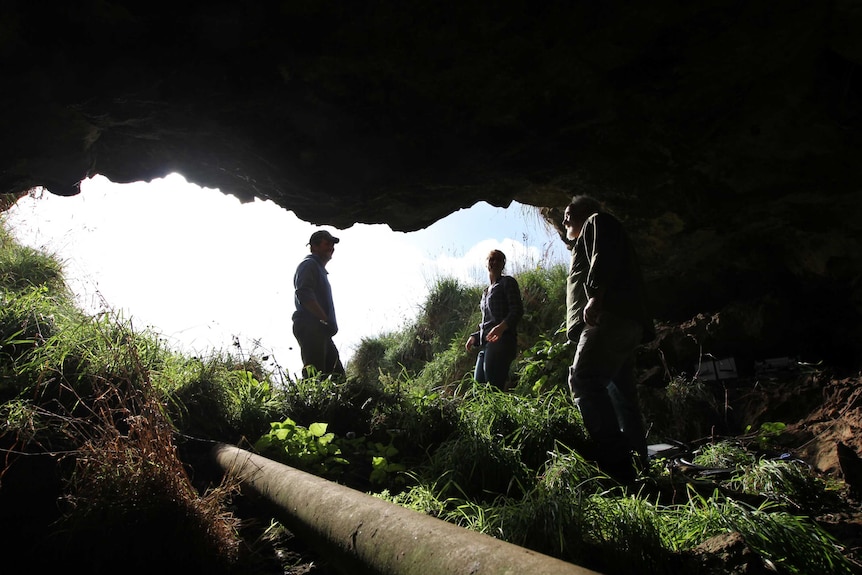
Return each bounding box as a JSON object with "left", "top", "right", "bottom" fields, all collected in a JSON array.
[
  {"left": 563, "top": 195, "right": 655, "bottom": 482},
  {"left": 292, "top": 229, "right": 344, "bottom": 378},
  {"left": 465, "top": 249, "right": 524, "bottom": 390}
]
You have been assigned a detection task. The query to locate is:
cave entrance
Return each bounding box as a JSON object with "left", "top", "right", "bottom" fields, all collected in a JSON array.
[{"left": 4, "top": 174, "right": 564, "bottom": 375}]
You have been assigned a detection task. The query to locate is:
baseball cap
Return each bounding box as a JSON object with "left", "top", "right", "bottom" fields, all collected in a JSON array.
[{"left": 308, "top": 229, "right": 340, "bottom": 245}]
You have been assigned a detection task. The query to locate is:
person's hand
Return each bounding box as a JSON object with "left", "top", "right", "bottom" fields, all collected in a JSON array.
[
  {"left": 319, "top": 318, "right": 337, "bottom": 336},
  {"left": 583, "top": 296, "right": 602, "bottom": 326},
  {"left": 486, "top": 323, "right": 506, "bottom": 343},
  {"left": 465, "top": 334, "right": 477, "bottom": 351}
]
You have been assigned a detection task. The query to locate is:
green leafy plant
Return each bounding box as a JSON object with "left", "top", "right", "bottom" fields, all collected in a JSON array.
[
  {"left": 229, "top": 369, "right": 284, "bottom": 437},
  {"left": 254, "top": 418, "right": 348, "bottom": 478},
  {"left": 367, "top": 437, "right": 407, "bottom": 486},
  {"left": 515, "top": 326, "right": 571, "bottom": 395},
  {"left": 745, "top": 421, "right": 787, "bottom": 450}
]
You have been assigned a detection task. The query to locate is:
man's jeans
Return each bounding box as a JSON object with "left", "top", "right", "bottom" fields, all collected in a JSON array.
[{"left": 568, "top": 313, "right": 647, "bottom": 478}]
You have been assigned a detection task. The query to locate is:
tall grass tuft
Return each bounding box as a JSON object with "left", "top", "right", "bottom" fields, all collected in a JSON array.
[
  {"left": 0, "top": 222, "right": 68, "bottom": 294},
  {"left": 514, "top": 264, "right": 568, "bottom": 345},
  {"left": 57, "top": 375, "right": 243, "bottom": 572},
  {"left": 458, "top": 384, "right": 587, "bottom": 471},
  {"left": 164, "top": 350, "right": 285, "bottom": 443},
  {"left": 0, "top": 314, "right": 248, "bottom": 572},
  {"left": 727, "top": 457, "right": 844, "bottom": 512},
  {"left": 664, "top": 491, "right": 856, "bottom": 575},
  {"left": 583, "top": 494, "right": 672, "bottom": 574}
]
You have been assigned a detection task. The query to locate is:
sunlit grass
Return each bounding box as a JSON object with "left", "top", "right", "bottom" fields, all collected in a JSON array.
[
  {"left": 693, "top": 440, "right": 755, "bottom": 468},
  {"left": 662, "top": 491, "right": 855, "bottom": 574}
]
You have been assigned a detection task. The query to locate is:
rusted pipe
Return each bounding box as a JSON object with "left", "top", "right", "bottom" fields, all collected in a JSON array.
[{"left": 212, "top": 443, "right": 602, "bottom": 575}]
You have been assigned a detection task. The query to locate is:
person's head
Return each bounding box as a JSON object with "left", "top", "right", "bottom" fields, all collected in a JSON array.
[
  {"left": 563, "top": 195, "right": 602, "bottom": 240},
  {"left": 486, "top": 249, "right": 506, "bottom": 276},
  {"left": 308, "top": 229, "right": 340, "bottom": 263}
]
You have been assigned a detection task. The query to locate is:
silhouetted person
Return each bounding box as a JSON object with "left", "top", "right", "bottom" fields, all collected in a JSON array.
[
  {"left": 465, "top": 249, "right": 524, "bottom": 390},
  {"left": 292, "top": 229, "right": 344, "bottom": 378},
  {"left": 563, "top": 195, "right": 655, "bottom": 482}
]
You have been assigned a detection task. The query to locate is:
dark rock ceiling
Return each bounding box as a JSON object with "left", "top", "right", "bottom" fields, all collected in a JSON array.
[{"left": 1, "top": 1, "right": 861, "bottom": 370}]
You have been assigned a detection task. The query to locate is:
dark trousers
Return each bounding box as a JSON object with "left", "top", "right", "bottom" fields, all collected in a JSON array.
[
  {"left": 474, "top": 333, "right": 517, "bottom": 390},
  {"left": 568, "top": 313, "right": 647, "bottom": 480},
  {"left": 293, "top": 319, "right": 344, "bottom": 378}
]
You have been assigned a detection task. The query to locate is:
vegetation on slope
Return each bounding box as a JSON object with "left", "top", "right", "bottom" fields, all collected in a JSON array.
[{"left": 0, "top": 219, "right": 858, "bottom": 575}]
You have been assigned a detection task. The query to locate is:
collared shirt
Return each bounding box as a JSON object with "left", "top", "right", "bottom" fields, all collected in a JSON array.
[
  {"left": 566, "top": 212, "right": 655, "bottom": 343},
  {"left": 292, "top": 253, "right": 337, "bottom": 333},
  {"left": 477, "top": 275, "right": 523, "bottom": 343}
]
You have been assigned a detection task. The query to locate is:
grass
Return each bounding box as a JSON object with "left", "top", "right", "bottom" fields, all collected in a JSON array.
[
  {"left": 0, "top": 317, "right": 249, "bottom": 572},
  {"left": 0, "top": 218, "right": 858, "bottom": 574}
]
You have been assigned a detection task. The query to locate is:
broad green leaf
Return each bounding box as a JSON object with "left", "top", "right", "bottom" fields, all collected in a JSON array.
[{"left": 309, "top": 422, "right": 328, "bottom": 437}]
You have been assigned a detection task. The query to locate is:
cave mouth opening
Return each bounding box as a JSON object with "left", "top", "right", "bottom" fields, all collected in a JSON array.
[{"left": 5, "top": 174, "right": 566, "bottom": 375}]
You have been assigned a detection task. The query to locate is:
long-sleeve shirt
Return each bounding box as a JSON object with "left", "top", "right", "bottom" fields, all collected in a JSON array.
[
  {"left": 566, "top": 212, "right": 654, "bottom": 343},
  {"left": 474, "top": 275, "right": 523, "bottom": 343},
  {"left": 292, "top": 254, "right": 338, "bottom": 334}
]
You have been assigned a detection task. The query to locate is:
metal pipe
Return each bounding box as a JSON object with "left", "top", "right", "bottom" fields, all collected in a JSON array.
[{"left": 212, "top": 443, "right": 602, "bottom": 575}]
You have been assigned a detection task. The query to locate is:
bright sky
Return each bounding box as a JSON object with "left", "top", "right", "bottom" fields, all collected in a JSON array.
[{"left": 4, "top": 173, "right": 568, "bottom": 378}]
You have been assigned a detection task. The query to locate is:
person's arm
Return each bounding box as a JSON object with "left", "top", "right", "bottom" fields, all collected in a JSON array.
[
  {"left": 583, "top": 289, "right": 605, "bottom": 326},
  {"left": 465, "top": 331, "right": 480, "bottom": 351},
  {"left": 295, "top": 262, "right": 330, "bottom": 323},
  {"left": 486, "top": 277, "right": 523, "bottom": 342},
  {"left": 302, "top": 299, "right": 330, "bottom": 323},
  {"left": 582, "top": 215, "right": 623, "bottom": 325}
]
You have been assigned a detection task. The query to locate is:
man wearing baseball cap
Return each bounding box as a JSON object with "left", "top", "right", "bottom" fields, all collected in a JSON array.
[{"left": 292, "top": 229, "right": 344, "bottom": 377}]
